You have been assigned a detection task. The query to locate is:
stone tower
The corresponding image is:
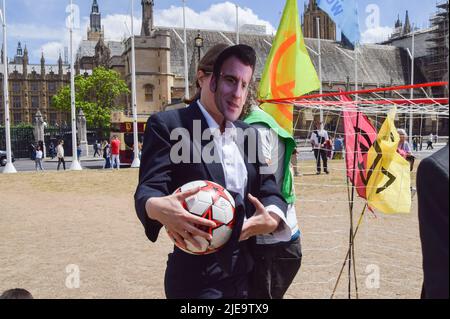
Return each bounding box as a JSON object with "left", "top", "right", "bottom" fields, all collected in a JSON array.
[
  {"left": 141, "top": 0, "right": 155, "bottom": 36},
  {"left": 88, "top": 0, "right": 104, "bottom": 41},
  {"left": 302, "top": 0, "right": 336, "bottom": 40}
]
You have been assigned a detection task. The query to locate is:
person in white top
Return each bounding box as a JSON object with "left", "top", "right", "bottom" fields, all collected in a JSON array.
[
  {"left": 56, "top": 140, "right": 66, "bottom": 171},
  {"left": 310, "top": 121, "right": 330, "bottom": 174},
  {"left": 35, "top": 145, "right": 44, "bottom": 171}
]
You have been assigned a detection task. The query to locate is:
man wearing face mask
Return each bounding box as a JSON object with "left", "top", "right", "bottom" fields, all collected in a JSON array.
[{"left": 135, "top": 44, "right": 290, "bottom": 299}]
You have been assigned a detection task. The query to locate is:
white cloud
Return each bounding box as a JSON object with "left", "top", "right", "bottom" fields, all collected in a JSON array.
[
  {"left": 17, "top": 1, "right": 276, "bottom": 63},
  {"left": 155, "top": 2, "right": 276, "bottom": 34},
  {"left": 102, "top": 14, "right": 141, "bottom": 41},
  {"left": 361, "top": 26, "right": 393, "bottom": 44}
]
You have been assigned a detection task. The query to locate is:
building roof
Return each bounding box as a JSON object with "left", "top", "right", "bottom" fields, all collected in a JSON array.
[
  {"left": 76, "top": 39, "right": 124, "bottom": 60},
  {"left": 166, "top": 27, "right": 412, "bottom": 86},
  {"left": 382, "top": 27, "right": 437, "bottom": 58}
]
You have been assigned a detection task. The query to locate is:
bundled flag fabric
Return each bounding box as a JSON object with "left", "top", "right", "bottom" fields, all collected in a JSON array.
[
  {"left": 317, "top": 0, "right": 360, "bottom": 45},
  {"left": 259, "top": 0, "right": 320, "bottom": 135},
  {"left": 366, "top": 108, "right": 411, "bottom": 214},
  {"left": 342, "top": 93, "right": 377, "bottom": 199}
]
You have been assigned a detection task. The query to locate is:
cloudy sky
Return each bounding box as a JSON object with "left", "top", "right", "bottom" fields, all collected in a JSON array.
[{"left": 3, "top": 0, "right": 439, "bottom": 64}]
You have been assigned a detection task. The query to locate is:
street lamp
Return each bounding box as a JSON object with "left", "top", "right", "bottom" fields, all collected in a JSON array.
[{"left": 194, "top": 31, "right": 203, "bottom": 62}]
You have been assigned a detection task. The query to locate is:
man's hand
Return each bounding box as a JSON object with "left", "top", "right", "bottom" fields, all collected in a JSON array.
[
  {"left": 146, "top": 187, "right": 217, "bottom": 250},
  {"left": 239, "top": 194, "right": 280, "bottom": 241}
]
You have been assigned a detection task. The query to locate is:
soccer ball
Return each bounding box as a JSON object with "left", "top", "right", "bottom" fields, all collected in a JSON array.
[{"left": 168, "top": 180, "right": 236, "bottom": 255}]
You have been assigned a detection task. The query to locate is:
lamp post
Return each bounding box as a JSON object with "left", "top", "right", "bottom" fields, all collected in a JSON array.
[{"left": 194, "top": 31, "right": 203, "bottom": 62}]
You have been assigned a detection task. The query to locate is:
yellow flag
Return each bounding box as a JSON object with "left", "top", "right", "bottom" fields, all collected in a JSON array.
[
  {"left": 259, "top": 0, "right": 320, "bottom": 135},
  {"left": 366, "top": 108, "right": 411, "bottom": 214}
]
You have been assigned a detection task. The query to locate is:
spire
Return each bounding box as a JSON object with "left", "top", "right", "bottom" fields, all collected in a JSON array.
[
  {"left": 58, "top": 53, "right": 63, "bottom": 75},
  {"left": 41, "top": 52, "right": 46, "bottom": 76},
  {"left": 395, "top": 14, "right": 402, "bottom": 28},
  {"left": 403, "top": 10, "right": 411, "bottom": 35},
  {"left": 17, "top": 42, "right": 23, "bottom": 56},
  {"left": 141, "top": 0, "right": 155, "bottom": 36},
  {"left": 90, "top": 0, "right": 101, "bottom": 32},
  {"left": 23, "top": 45, "right": 29, "bottom": 70}
]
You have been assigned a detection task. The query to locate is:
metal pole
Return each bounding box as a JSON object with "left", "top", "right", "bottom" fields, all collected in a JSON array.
[
  {"left": 354, "top": 44, "right": 358, "bottom": 101},
  {"left": 409, "top": 25, "right": 415, "bottom": 145},
  {"left": 317, "top": 17, "right": 323, "bottom": 126},
  {"left": 130, "top": 0, "right": 140, "bottom": 168},
  {"left": 69, "top": 0, "right": 82, "bottom": 170},
  {"left": 236, "top": 4, "right": 239, "bottom": 44},
  {"left": 1, "top": 0, "right": 16, "bottom": 173},
  {"left": 183, "top": 0, "right": 189, "bottom": 100}
]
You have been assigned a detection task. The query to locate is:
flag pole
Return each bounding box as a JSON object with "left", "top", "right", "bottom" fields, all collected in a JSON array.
[
  {"left": 236, "top": 4, "right": 239, "bottom": 44},
  {"left": 1, "top": 0, "right": 16, "bottom": 173},
  {"left": 409, "top": 24, "right": 415, "bottom": 145},
  {"left": 182, "top": 0, "right": 189, "bottom": 100},
  {"left": 69, "top": 0, "right": 82, "bottom": 171},
  {"left": 316, "top": 17, "right": 323, "bottom": 126},
  {"left": 331, "top": 203, "right": 367, "bottom": 298},
  {"left": 346, "top": 108, "right": 360, "bottom": 299},
  {"left": 130, "top": 0, "right": 140, "bottom": 168}
]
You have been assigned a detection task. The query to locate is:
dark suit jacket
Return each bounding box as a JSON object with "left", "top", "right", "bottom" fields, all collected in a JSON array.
[
  {"left": 417, "top": 145, "right": 449, "bottom": 299},
  {"left": 134, "top": 101, "right": 287, "bottom": 297}
]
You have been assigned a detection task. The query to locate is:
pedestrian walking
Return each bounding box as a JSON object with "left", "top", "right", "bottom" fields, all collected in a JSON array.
[
  {"left": 35, "top": 145, "right": 44, "bottom": 171},
  {"left": 57, "top": 140, "right": 66, "bottom": 171},
  {"left": 110, "top": 136, "right": 121, "bottom": 169}
]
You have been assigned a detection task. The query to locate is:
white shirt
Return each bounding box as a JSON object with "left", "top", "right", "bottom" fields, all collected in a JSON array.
[
  {"left": 35, "top": 150, "right": 43, "bottom": 159},
  {"left": 197, "top": 101, "right": 291, "bottom": 242},
  {"left": 310, "top": 129, "right": 329, "bottom": 149},
  {"left": 57, "top": 144, "right": 64, "bottom": 158}
]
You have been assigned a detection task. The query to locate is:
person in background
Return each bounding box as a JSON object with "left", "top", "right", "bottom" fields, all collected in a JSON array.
[
  {"left": 77, "top": 143, "right": 82, "bottom": 160},
  {"left": 110, "top": 135, "right": 121, "bottom": 170},
  {"left": 56, "top": 140, "right": 66, "bottom": 171},
  {"left": 412, "top": 136, "right": 418, "bottom": 152},
  {"left": 49, "top": 141, "right": 56, "bottom": 159},
  {"left": 427, "top": 133, "right": 434, "bottom": 150},
  {"left": 333, "top": 135, "right": 344, "bottom": 160},
  {"left": 310, "top": 121, "right": 330, "bottom": 174},
  {"left": 417, "top": 145, "right": 449, "bottom": 299},
  {"left": 0, "top": 288, "right": 33, "bottom": 299},
  {"left": 93, "top": 140, "right": 101, "bottom": 157},
  {"left": 35, "top": 145, "right": 44, "bottom": 171}
]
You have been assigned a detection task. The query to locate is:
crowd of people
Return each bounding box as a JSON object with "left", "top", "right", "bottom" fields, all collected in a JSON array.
[{"left": 26, "top": 135, "right": 127, "bottom": 171}]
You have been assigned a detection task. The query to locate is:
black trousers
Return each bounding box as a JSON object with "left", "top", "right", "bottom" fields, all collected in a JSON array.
[
  {"left": 248, "top": 238, "right": 302, "bottom": 299},
  {"left": 314, "top": 149, "right": 328, "bottom": 173},
  {"left": 57, "top": 157, "right": 66, "bottom": 170},
  {"left": 164, "top": 245, "right": 252, "bottom": 299}
]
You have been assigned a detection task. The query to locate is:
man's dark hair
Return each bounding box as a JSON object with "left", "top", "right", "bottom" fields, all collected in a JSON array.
[
  {"left": 0, "top": 288, "right": 33, "bottom": 299},
  {"left": 212, "top": 44, "right": 257, "bottom": 81}
]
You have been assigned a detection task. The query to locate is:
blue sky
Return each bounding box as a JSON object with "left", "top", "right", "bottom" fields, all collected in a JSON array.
[{"left": 2, "top": 0, "right": 439, "bottom": 64}]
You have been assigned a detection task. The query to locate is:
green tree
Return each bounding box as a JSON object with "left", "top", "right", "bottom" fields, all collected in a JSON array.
[{"left": 52, "top": 66, "right": 130, "bottom": 130}]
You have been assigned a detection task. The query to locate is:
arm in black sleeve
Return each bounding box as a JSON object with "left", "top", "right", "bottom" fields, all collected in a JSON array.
[{"left": 134, "top": 114, "right": 173, "bottom": 242}]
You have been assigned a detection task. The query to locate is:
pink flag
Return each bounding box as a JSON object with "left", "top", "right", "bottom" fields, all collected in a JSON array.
[{"left": 341, "top": 93, "right": 377, "bottom": 199}]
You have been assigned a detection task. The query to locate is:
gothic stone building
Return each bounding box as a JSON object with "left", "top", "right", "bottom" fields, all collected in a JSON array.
[{"left": 0, "top": 43, "right": 71, "bottom": 126}]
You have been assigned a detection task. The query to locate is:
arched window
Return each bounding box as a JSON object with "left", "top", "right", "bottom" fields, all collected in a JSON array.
[{"left": 144, "top": 84, "right": 154, "bottom": 102}]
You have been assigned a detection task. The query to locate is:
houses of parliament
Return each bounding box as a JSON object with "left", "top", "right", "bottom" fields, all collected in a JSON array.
[{"left": 1, "top": 0, "right": 448, "bottom": 136}]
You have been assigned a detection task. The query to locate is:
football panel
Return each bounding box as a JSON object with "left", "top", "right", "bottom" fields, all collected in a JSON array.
[
  {"left": 180, "top": 180, "right": 207, "bottom": 193},
  {"left": 210, "top": 225, "right": 233, "bottom": 249},
  {"left": 212, "top": 203, "right": 234, "bottom": 225},
  {"left": 223, "top": 189, "right": 235, "bottom": 208}
]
